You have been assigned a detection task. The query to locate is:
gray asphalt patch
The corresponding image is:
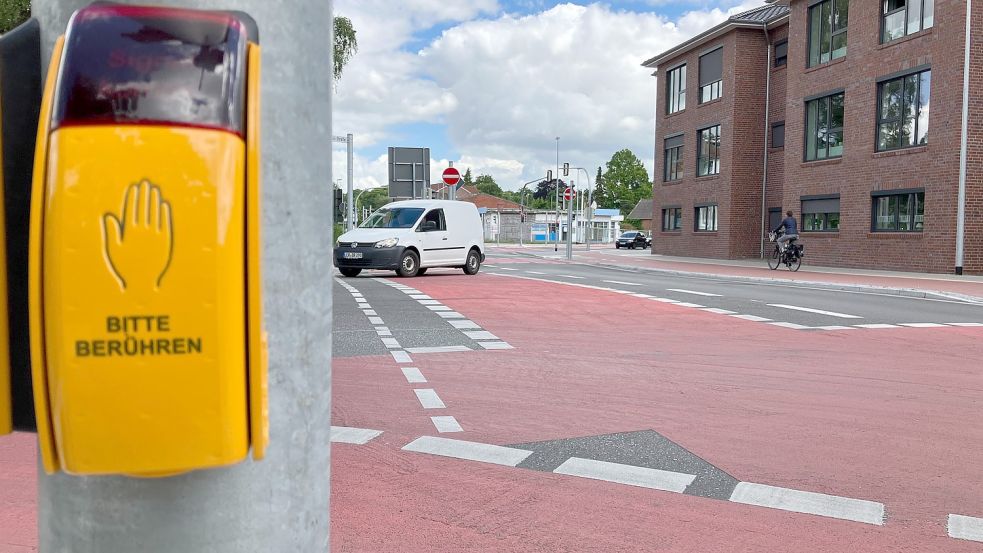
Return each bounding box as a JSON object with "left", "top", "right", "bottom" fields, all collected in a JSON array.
[{"left": 508, "top": 429, "right": 739, "bottom": 500}]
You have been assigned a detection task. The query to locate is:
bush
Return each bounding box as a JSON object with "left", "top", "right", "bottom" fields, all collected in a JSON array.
[{"left": 0, "top": 0, "right": 30, "bottom": 34}]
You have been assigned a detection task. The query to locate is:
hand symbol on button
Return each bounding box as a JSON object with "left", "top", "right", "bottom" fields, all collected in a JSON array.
[{"left": 102, "top": 180, "right": 173, "bottom": 291}]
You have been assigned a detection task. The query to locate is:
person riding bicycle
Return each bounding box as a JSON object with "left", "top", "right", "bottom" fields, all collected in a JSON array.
[{"left": 772, "top": 210, "right": 799, "bottom": 253}]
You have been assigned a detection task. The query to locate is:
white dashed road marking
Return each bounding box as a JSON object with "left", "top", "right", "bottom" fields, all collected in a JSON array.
[
  {"left": 463, "top": 330, "right": 499, "bottom": 341},
  {"left": 603, "top": 280, "right": 642, "bottom": 286},
  {"left": 732, "top": 314, "right": 772, "bottom": 322},
  {"left": 558, "top": 275, "right": 585, "bottom": 279},
  {"left": 768, "top": 304, "right": 863, "bottom": 319},
  {"left": 414, "top": 389, "right": 446, "bottom": 409},
  {"left": 401, "top": 367, "right": 427, "bottom": 383},
  {"left": 948, "top": 514, "right": 983, "bottom": 543},
  {"left": 701, "top": 308, "right": 737, "bottom": 315},
  {"left": 330, "top": 426, "right": 383, "bottom": 445},
  {"left": 769, "top": 322, "right": 812, "bottom": 330},
  {"left": 554, "top": 457, "right": 695, "bottom": 494},
  {"left": 430, "top": 416, "right": 464, "bottom": 433},
  {"left": 898, "top": 322, "right": 947, "bottom": 328},
  {"left": 729, "top": 482, "right": 884, "bottom": 526},
  {"left": 854, "top": 323, "right": 899, "bottom": 329},
  {"left": 403, "top": 436, "right": 531, "bottom": 466},
  {"left": 406, "top": 346, "right": 472, "bottom": 354},
  {"left": 368, "top": 316, "right": 385, "bottom": 325},
  {"left": 667, "top": 288, "right": 723, "bottom": 297},
  {"left": 479, "top": 341, "right": 514, "bottom": 350},
  {"left": 449, "top": 319, "right": 481, "bottom": 329},
  {"left": 947, "top": 322, "right": 983, "bottom": 327},
  {"left": 674, "top": 302, "right": 705, "bottom": 308},
  {"left": 381, "top": 337, "right": 401, "bottom": 349},
  {"left": 427, "top": 305, "right": 452, "bottom": 311},
  {"left": 436, "top": 311, "right": 465, "bottom": 319},
  {"left": 391, "top": 351, "right": 413, "bottom": 363}
]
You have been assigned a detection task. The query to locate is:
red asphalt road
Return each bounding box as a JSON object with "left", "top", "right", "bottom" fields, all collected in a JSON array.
[
  {"left": 3, "top": 271, "right": 982, "bottom": 551},
  {"left": 332, "top": 271, "right": 983, "bottom": 552}
]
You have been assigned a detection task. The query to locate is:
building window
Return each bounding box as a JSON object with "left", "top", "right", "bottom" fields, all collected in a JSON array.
[
  {"left": 805, "top": 92, "right": 844, "bottom": 161},
  {"left": 872, "top": 190, "right": 924, "bottom": 231},
  {"left": 808, "top": 0, "right": 848, "bottom": 67},
  {"left": 699, "top": 48, "right": 723, "bottom": 103},
  {"left": 662, "top": 208, "right": 682, "bottom": 231},
  {"left": 664, "top": 135, "right": 684, "bottom": 182},
  {"left": 882, "top": 0, "right": 934, "bottom": 43},
  {"left": 801, "top": 196, "right": 840, "bottom": 232},
  {"left": 774, "top": 40, "right": 788, "bottom": 67},
  {"left": 768, "top": 208, "right": 782, "bottom": 233},
  {"left": 697, "top": 125, "right": 721, "bottom": 176},
  {"left": 695, "top": 205, "right": 718, "bottom": 232},
  {"left": 877, "top": 69, "right": 930, "bottom": 151},
  {"left": 771, "top": 122, "right": 785, "bottom": 149},
  {"left": 666, "top": 65, "right": 686, "bottom": 114}
]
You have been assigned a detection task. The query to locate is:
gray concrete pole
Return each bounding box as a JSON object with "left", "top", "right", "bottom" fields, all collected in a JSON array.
[
  {"left": 565, "top": 186, "right": 573, "bottom": 260},
  {"left": 32, "top": 1, "right": 333, "bottom": 551}
]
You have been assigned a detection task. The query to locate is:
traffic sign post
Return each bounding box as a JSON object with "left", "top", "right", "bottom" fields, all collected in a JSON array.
[{"left": 566, "top": 184, "right": 574, "bottom": 260}]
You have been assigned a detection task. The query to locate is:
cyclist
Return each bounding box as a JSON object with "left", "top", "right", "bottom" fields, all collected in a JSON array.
[{"left": 772, "top": 210, "right": 799, "bottom": 253}]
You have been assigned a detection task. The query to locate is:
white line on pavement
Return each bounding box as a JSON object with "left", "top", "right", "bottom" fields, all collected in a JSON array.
[
  {"left": 498, "top": 267, "right": 518, "bottom": 271},
  {"left": 408, "top": 294, "right": 432, "bottom": 300},
  {"left": 632, "top": 294, "right": 654, "bottom": 299},
  {"left": 402, "top": 436, "right": 531, "bottom": 466},
  {"left": 701, "top": 308, "right": 737, "bottom": 315},
  {"left": 417, "top": 299, "right": 441, "bottom": 305},
  {"left": 376, "top": 329, "right": 392, "bottom": 336},
  {"left": 381, "top": 337, "right": 401, "bottom": 349},
  {"left": 526, "top": 271, "right": 546, "bottom": 275},
  {"left": 898, "top": 323, "right": 947, "bottom": 328},
  {"left": 674, "top": 302, "right": 706, "bottom": 308},
  {"left": 358, "top": 304, "right": 372, "bottom": 310},
  {"left": 554, "top": 457, "right": 695, "bottom": 493},
  {"left": 558, "top": 275, "right": 585, "bottom": 279},
  {"left": 768, "top": 304, "right": 863, "bottom": 319},
  {"left": 449, "top": 320, "right": 481, "bottom": 329},
  {"left": 391, "top": 351, "right": 412, "bottom": 363},
  {"left": 729, "top": 482, "right": 884, "bottom": 526},
  {"left": 427, "top": 305, "right": 452, "bottom": 311},
  {"left": 463, "top": 330, "right": 499, "bottom": 340},
  {"left": 603, "top": 280, "right": 643, "bottom": 286},
  {"left": 368, "top": 316, "right": 385, "bottom": 325},
  {"left": 355, "top": 298, "right": 368, "bottom": 303},
  {"left": 769, "top": 322, "right": 813, "bottom": 330},
  {"left": 405, "top": 345, "right": 473, "bottom": 354},
  {"left": 815, "top": 325, "right": 858, "bottom": 331},
  {"left": 947, "top": 322, "right": 983, "bottom": 327},
  {"left": 649, "top": 297, "right": 681, "bottom": 303},
  {"left": 667, "top": 288, "right": 723, "bottom": 297},
  {"left": 364, "top": 310, "right": 378, "bottom": 316},
  {"left": 401, "top": 367, "right": 427, "bottom": 383},
  {"left": 854, "top": 323, "right": 899, "bottom": 329},
  {"left": 431, "top": 416, "right": 464, "bottom": 433},
  {"left": 732, "top": 314, "right": 772, "bottom": 322},
  {"left": 330, "top": 426, "right": 383, "bottom": 445},
  {"left": 479, "top": 341, "right": 514, "bottom": 350},
  {"left": 948, "top": 514, "right": 983, "bottom": 542},
  {"left": 414, "top": 388, "right": 446, "bottom": 409},
  {"left": 436, "top": 311, "right": 465, "bottom": 319}
]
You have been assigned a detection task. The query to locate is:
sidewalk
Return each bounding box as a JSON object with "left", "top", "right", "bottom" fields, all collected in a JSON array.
[{"left": 485, "top": 243, "right": 983, "bottom": 302}]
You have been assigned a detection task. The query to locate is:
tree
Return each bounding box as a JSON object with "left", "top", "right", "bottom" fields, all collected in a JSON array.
[
  {"left": 592, "top": 166, "right": 607, "bottom": 207},
  {"left": 462, "top": 168, "right": 474, "bottom": 188},
  {"left": 1, "top": 0, "right": 30, "bottom": 33},
  {"left": 474, "top": 174, "right": 503, "bottom": 197},
  {"left": 333, "top": 16, "right": 358, "bottom": 81},
  {"left": 600, "top": 149, "right": 651, "bottom": 226}
]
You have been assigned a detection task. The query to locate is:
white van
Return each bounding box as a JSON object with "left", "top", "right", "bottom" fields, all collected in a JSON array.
[{"left": 334, "top": 200, "right": 485, "bottom": 278}]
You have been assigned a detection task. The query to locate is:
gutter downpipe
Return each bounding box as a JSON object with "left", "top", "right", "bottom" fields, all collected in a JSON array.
[
  {"left": 759, "top": 21, "right": 772, "bottom": 259},
  {"left": 956, "top": 0, "right": 972, "bottom": 275}
]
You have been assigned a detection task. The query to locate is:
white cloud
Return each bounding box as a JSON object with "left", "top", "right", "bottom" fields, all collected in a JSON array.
[{"left": 333, "top": 1, "right": 767, "bottom": 192}]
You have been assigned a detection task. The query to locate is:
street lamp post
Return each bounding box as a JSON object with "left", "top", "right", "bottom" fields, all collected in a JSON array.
[{"left": 555, "top": 137, "right": 560, "bottom": 252}]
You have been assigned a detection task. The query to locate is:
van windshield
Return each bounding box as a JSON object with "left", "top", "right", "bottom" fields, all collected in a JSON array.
[{"left": 360, "top": 207, "right": 424, "bottom": 229}]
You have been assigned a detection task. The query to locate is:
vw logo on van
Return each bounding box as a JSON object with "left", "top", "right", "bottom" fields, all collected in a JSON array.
[{"left": 351, "top": 242, "right": 358, "bottom": 248}]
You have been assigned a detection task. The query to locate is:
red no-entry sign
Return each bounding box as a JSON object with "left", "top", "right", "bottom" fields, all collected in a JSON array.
[
  {"left": 442, "top": 167, "right": 461, "bottom": 187},
  {"left": 564, "top": 187, "right": 576, "bottom": 201}
]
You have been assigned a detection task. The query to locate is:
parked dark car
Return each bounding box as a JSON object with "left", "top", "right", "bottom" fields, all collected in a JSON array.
[{"left": 615, "top": 231, "right": 650, "bottom": 249}]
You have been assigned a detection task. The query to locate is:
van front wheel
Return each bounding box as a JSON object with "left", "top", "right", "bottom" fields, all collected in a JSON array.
[
  {"left": 397, "top": 250, "right": 420, "bottom": 277},
  {"left": 463, "top": 249, "right": 481, "bottom": 275},
  {"left": 339, "top": 268, "right": 361, "bottom": 278}
]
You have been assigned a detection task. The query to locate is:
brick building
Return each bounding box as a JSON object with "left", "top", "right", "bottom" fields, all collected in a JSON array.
[{"left": 643, "top": 0, "right": 983, "bottom": 274}]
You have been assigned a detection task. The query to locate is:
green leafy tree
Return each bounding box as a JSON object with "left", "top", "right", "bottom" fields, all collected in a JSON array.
[
  {"left": 1, "top": 0, "right": 30, "bottom": 33},
  {"left": 600, "top": 149, "right": 651, "bottom": 226},
  {"left": 334, "top": 16, "right": 358, "bottom": 81},
  {"left": 474, "top": 174, "right": 503, "bottom": 197},
  {"left": 462, "top": 168, "right": 474, "bottom": 188}
]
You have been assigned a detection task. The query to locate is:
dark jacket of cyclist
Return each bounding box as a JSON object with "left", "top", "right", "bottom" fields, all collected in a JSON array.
[{"left": 773, "top": 211, "right": 799, "bottom": 252}]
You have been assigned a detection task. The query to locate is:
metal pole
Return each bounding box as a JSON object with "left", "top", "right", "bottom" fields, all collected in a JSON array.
[
  {"left": 565, "top": 185, "right": 573, "bottom": 260},
  {"left": 346, "top": 133, "right": 354, "bottom": 231},
  {"left": 759, "top": 22, "right": 772, "bottom": 259},
  {"left": 33, "top": 1, "right": 333, "bottom": 551},
  {"left": 555, "top": 137, "right": 560, "bottom": 252},
  {"left": 956, "top": 0, "right": 972, "bottom": 275},
  {"left": 449, "top": 160, "right": 456, "bottom": 201}
]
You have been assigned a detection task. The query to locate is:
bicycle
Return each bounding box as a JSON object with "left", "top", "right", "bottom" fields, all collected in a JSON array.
[{"left": 767, "top": 231, "right": 804, "bottom": 271}]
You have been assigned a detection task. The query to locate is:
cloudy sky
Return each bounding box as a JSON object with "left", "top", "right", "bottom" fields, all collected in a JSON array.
[{"left": 332, "top": 0, "right": 767, "bottom": 192}]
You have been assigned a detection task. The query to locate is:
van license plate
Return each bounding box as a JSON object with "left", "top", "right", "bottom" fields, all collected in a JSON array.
[{"left": 343, "top": 252, "right": 363, "bottom": 259}]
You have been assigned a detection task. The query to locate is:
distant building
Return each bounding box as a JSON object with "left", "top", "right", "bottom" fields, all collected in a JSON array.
[
  {"left": 642, "top": 0, "right": 983, "bottom": 274},
  {"left": 628, "top": 199, "right": 654, "bottom": 231}
]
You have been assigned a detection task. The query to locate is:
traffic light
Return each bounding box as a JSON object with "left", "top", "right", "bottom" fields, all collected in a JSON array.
[
  {"left": 563, "top": 163, "right": 570, "bottom": 176},
  {"left": 334, "top": 189, "right": 344, "bottom": 223},
  {"left": 546, "top": 170, "right": 552, "bottom": 182}
]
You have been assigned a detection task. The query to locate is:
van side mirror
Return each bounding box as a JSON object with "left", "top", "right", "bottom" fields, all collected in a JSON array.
[{"left": 421, "top": 221, "right": 437, "bottom": 232}]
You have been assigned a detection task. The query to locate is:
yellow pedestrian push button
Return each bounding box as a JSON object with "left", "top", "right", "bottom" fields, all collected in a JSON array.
[{"left": 29, "top": 4, "right": 267, "bottom": 476}]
